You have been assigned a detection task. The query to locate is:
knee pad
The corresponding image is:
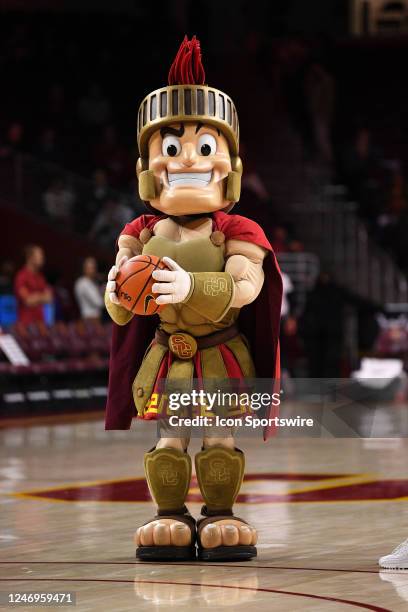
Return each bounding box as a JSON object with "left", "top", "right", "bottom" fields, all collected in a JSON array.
[
  {"left": 195, "top": 447, "right": 245, "bottom": 513},
  {"left": 144, "top": 447, "right": 191, "bottom": 513}
]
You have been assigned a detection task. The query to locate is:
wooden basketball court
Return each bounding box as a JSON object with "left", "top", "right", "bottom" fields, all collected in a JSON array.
[{"left": 1, "top": 417, "right": 408, "bottom": 611}]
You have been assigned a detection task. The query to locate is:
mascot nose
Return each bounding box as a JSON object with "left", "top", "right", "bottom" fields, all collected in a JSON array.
[{"left": 181, "top": 143, "right": 197, "bottom": 167}]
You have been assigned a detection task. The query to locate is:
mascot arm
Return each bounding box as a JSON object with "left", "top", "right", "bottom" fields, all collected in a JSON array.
[
  {"left": 105, "top": 233, "right": 144, "bottom": 325},
  {"left": 104, "top": 290, "right": 134, "bottom": 326},
  {"left": 225, "top": 239, "right": 267, "bottom": 308},
  {"left": 115, "top": 234, "right": 143, "bottom": 265},
  {"left": 183, "top": 271, "right": 235, "bottom": 323},
  {"left": 182, "top": 240, "right": 267, "bottom": 322}
]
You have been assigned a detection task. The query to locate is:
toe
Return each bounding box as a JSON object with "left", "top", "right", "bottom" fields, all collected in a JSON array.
[
  {"left": 140, "top": 523, "right": 155, "bottom": 546},
  {"left": 200, "top": 523, "right": 222, "bottom": 549},
  {"left": 220, "top": 525, "right": 239, "bottom": 546},
  {"left": 250, "top": 528, "right": 258, "bottom": 545},
  {"left": 134, "top": 528, "right": 141, "bottom": 546},
  {"left": 170, "top": 522, "right": 191, "bottom": 547},
  {"left": 238, "top": 525, "right": 252, "bottom": 545},
  {"left": 153, "top": 522, "right": 171, "bottom": 546}
]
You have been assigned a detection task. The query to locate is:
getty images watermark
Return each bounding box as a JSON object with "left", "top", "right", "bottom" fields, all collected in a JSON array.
[
  {"left": 149, "top": 377, "right": 408, "bottom": 438},
  {"left": 166, "top": 389, "right": 313, "bottom": 429}
]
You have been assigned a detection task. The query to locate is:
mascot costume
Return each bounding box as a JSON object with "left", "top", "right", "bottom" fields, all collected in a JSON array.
[{"left": 105, "top": 36, "right": 282, "bottom": 561}]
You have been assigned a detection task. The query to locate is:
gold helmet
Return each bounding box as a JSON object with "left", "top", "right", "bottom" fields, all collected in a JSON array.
[
  {"left": 136, "top": 36, "right": 242, "bottom": 204},
  {"left": 137, "top": 36, "right": 239, "bottom": 158}
]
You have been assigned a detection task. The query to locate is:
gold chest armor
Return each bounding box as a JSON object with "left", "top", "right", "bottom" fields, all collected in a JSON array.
[{"left": 142, "top": 234, "right": 239, "bottom": 336}]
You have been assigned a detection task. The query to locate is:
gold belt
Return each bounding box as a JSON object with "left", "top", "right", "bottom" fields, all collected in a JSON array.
[{"left": 155, "top": 325, "right": 239, "bottom": 359}]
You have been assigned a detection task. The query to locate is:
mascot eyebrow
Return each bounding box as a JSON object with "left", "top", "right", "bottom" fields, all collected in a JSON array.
[
  {"left": 160, "top": 122, "right": 221, "bottom": 140},
  {"left": 160, "top": 124, "right": 185, "bottom": 139}
]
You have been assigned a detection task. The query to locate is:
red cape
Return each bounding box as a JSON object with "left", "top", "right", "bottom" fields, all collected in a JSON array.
[{"left": 105, "top": 211, "right": 282, "bottom": 440}]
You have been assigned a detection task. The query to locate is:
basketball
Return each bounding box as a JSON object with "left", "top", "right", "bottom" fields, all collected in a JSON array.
[{"left": 115, "top": 254, "right": 168, "bottom": 316}]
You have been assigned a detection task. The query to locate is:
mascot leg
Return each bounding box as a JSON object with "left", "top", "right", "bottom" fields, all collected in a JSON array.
[
  {"left": 135, "top": 445, "right": 196, "bottom": 560},
  {"left": 195, "top": 443, "right": 257, "bottom": 561}
]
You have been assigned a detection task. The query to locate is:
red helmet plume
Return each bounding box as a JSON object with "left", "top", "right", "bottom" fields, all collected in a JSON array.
[{"left": 168, "top": 35, "right": 206, "bottom": 85}]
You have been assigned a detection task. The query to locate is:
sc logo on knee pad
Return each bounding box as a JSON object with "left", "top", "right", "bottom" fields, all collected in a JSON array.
[
  {"left": 157, "top": 461, "right": 179, "bottom": 486},
  {"left": 204, "top": 459, "right": 231, "bottom": 484}
]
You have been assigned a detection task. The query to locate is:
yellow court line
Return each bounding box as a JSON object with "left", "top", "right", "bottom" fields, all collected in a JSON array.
[
  {"left": 284, "top": 473, "right": 377, "bottom": 495},
  {"left": 237, "top": 474, "right": 373, "bottom": 496}
]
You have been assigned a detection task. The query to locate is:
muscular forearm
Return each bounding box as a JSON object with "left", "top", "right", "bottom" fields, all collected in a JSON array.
[
  {"left": 226, "top": 255, "right": 264, "bottom": 308},
  {"left": 115, "top": 234, "right": 143, "bottom": 265},
  {"left": 183, "top": 242, "right": 267, "bottom": 321},
  {"left": 225, "top": 239, "right": 266, "bottom": 308},
  {"left": 183, "top": 272, "right": 235, "bottom": 322}
]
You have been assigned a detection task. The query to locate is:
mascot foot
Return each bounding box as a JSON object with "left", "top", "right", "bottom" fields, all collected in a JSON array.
[
  {"left": 197, "top": 516, "right": 257, "bottom": 561},
  {"left": 195, "top": 447, "right": 256, "bottom": 561},
  {"left": 135, "top": 514, "right": 196, "bottom": 561},
  {"left": 137, "top": 447, "right": 195, "bottom": 560}
]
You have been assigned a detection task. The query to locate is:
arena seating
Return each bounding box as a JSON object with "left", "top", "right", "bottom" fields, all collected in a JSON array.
[{"left": 0, "top": 320, "right": 111, "bottom": 375}]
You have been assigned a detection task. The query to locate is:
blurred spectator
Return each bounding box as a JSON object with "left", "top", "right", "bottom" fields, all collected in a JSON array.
[
  {"left": 74, "top": 257, "right": 104, "bottom": 320},
  {"left": 42, "top": 177, "right": 76, "bottom": 224},
  {"left": 340, "top": 127, "right": 382, "bottom": 217},
  {"left": 45, "top": 84, "right": 66, "bottom": 128},
  {"left": 34, "top": 127, "right": 62, "bottom": 165},
  {"left": 0, "top": 260, "right": 16, "bottom": 294},
  {"left": 281, "top": 272, "right": 294, "bottom": 319},
  {"left": 78, "top": 83, "right": 111, "bottom": 126},
  {"left": 89, "top": 197, "right": 133, "bottom": 247},
  {"left": 47, "top": 270, "right": 76, "bottom": 322},
  {"left": 127, "top": 179, "right": 148, "bottom": 217},
  {"left": 238, "top": 142, "right": 274, "bottom": 230},
  {"left": 300, "top": 271, "right": 345, "bottom": 378},
  {"left": 288, "top": 238, "right": 305, "bottom": 253},
  {"left": 78, "top": 169, "right": 112, "bottom": 233},
  {"left": 280, "top": 272, "right": 300, "bottom": 375},
  {"left": 93, "top": 125, "right": 132, "bottom": 187},
  {"left": 270, "top": 226, "right": 289, "bottom": 253},
  {"left": 14, "top": 245, "right": 52, "bottom": 325},
  {"left": 378, "top": 168, "right": 408, "bottom": 272},
  {"left": 0, "top": 121, "right": 25, "bottom": 158},
  {"left": 304, "top": 63, "right": 335, "bottom": 164},
  {"left": 269, "top": 223, "right": 304, "bottom": 253}
]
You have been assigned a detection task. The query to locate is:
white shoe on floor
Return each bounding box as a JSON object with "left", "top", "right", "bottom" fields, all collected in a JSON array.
[{"left": 379, "top": 538, "right": 408, "bottom": 569}]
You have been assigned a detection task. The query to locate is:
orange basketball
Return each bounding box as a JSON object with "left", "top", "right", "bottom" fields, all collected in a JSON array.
[{"left": 115, "top": 254, "right": 168, "bottom": 316}]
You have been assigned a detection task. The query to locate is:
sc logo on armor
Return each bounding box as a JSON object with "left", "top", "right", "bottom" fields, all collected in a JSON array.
[
  {"left": 157, "top": 460, "right": 179, "bottom": 486},
  {"left": 203, "top": 277, "right": 228, "bottom": 296},
  {"left": 205, "top": 459, "right": 230, "bottom": 484},
  {"left": 168, "top": 332, "right": 197, "bottom": 359}
]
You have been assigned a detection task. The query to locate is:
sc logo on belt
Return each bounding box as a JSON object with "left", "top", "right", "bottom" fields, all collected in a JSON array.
[{"left": 168, "top": 332, "right": 198, "bottom": 359}]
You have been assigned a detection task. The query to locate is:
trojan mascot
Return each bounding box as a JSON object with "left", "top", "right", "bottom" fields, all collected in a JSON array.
[{"left": 105, "top": 36, "right": 282, "bottom": 561}]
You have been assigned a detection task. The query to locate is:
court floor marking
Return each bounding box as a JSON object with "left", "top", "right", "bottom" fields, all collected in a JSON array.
[
  {"left": 0, "top": 561, "right": 396, "bottom": 574},
  {"left": 8, "top": 470, "right": 408, "bottom": 504},
  {"left": 3, "top": 472, "right": 367, "bottom": 500},
  {"left": 281, "top": 473, "right": 376, "bottom": 495},
  {"left": 0, "top": 578, "right": 391, "bottom": 611}
]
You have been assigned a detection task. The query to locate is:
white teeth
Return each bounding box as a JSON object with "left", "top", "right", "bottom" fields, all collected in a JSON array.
[{"left": 167, "top": 171, "right": 212, "bottom": 187}]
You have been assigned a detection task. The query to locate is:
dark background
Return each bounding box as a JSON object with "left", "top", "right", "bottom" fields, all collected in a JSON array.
[{"left": 1, "top": 0, "right": 408, "bottom": 414}]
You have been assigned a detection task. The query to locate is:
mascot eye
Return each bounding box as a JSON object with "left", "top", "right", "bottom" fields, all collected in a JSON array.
[
  {"left": 162, "top": 136, "right": 181, "bottom": 157},
  {"left": 197, "top": 134, "right": 216, "bottom": 156}
]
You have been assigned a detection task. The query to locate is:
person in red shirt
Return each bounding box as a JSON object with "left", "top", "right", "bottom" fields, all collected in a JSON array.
[{"left": 14, "top": 245, "right": 52, "bottom": 325}]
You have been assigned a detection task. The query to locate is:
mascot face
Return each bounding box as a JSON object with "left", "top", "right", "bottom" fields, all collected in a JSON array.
[{"left": 146, "top": 122, "right": 232, "bottom": 216}]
